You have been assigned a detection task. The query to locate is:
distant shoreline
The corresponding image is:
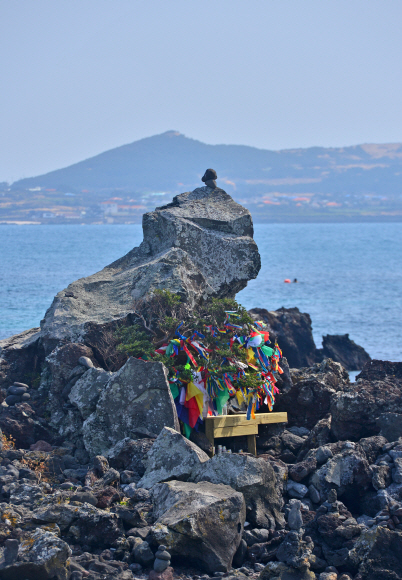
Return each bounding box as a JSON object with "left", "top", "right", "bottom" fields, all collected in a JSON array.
[{"left": 1, "top": 216, "right": 402, "bottom": 226}]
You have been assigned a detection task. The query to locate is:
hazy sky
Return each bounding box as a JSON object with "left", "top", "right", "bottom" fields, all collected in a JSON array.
[{"left": 1, "top": 1, "right": 402, "bottom": 183}]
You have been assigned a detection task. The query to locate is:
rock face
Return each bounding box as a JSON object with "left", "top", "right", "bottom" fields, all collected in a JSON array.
[
  {"left": 83, "top": 358, "right": 179, "bottom": 456},
  {"left": 190, "top": 453, "right": 284, "bottom": 529},
  {"left": 0, "top": 328, "right": 42, "bottom": 389},
  {"left": 274, "top": 359, "right": 349, "bottom": 430},
  {"left": 137, "top": 427, "right": 209, "bottom": 489},
  {"left": 40, "top": 186, "right": 260, "bottom": 350},
  {"left": 319, "top": 333, "right": 371, "bottom": 371},
  {"left": 0, "top": 529, "right": 71, "bottom": 580},
  {"left": 151, "top": 480, "right": 246, "bottom": 572},
  {"left": 331, "top": 360, "right": 402, "bottom": 441}
]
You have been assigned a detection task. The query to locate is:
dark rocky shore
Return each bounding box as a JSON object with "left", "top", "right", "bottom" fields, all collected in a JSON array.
[{"left": 0, "top": 184, "right": 398, "bottom": 580}]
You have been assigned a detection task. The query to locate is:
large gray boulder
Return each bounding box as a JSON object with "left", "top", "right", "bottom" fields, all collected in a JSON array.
[
  {"left": 69, "top": 367, "right": 112, "bottom": 420},
  {"left": 0, "top": 529, "right": 71, "bottom": 580},
  {"left": 40, "top": 186, "right": 260, "bottom": 350},
  {"left": 137, "top": 426, "right": 209, "bottom": 489},
  {"left": 190, "top": 453, "right": 284, "bottom": 529},
  {"left": 151, "top": 480, "right": 246, "bottom": 572},
  {"left": 82, "top": 357, "right": 179, "bottom": 456}
]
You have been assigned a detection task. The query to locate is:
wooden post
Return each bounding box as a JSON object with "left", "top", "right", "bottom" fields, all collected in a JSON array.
[{"left": 247, "top": 434, "right": 257, "bottom": 456}]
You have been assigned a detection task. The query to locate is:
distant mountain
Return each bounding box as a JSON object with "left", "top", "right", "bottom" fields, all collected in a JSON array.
[
  {"left": 12, "top": 131, "right": 402, "bottom": 195},
  {"left": 4, "top": 131, "right": 402, "bottom": 223}
]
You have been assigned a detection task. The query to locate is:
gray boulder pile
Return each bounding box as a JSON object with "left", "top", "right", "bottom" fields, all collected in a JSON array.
[{"left": 0, "top": 360, "right": 400, "bottom": 579}]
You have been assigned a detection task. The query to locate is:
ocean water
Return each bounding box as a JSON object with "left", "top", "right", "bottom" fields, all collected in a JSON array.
[{"left": 0, "top": 223, "right": 401, "bottom": 362}]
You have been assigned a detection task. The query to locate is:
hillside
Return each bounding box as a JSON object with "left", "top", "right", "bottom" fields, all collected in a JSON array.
[{"left": 2, "top": 131, "right": 402, "bottom": 223}]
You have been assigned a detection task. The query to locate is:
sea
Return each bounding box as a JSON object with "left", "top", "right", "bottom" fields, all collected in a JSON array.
[{"left": 0, "top": 223, "right": 401, "bottom": 365}]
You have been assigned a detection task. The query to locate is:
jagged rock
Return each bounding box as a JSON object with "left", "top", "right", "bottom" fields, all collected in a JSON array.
[
  {"left": 348, "top": 526, "right": 402, "bottom": 579},
  {"left": 289, "top": 457, "right": 317, "bottom": 483},
  {"left": 309, "top": 445, "right": 371, "bottom": 501},
  {"left": 0, "top": 402, "right": 52, "bottom": 449},
  {"left": 377, "top": 412, "right": 402, "bottom": 442},
  {"left": 82, "top": 358, "right": 179, "bottom": 456},
  {"left": 243, "top": 528, "right": 270, "bottom": 547},
  {"left": 132, "top": 540, "right": 154, "bottom": 567},
  {"left": 318, "top": 334, "right": 371, "bottom": 371},
  {"left": 358, "top": 436, "right": 388, "bottom": 464},
  {"left": 371, "top": 464, "right": 391, "bottom": 490},
  {"left": 331, "top": 362, "right": 402, "bottom": 441},
  {"left": 107, "top": 437, "right": 155, "bottom": 480},
  {"left": 260, "top": 561, "right": 316, "bottom": 580},
  {"left": 275, "top": 360, "right": 348, "bottom": 430},
  {"left": 151, "top": 480, "right": 245, "bottom": 572},
  {"left": 0, "top": 529, "right": 71, "bottom": 580},
  {"left": 33, "top": 502, "right": 124, "bottom": 546},
  {"left": 0, "top": 328, "right": 42, "bottom": 389},
  {"left": 69, "top": 368, "right": 112, "bottom": 420},
  {"left": 40, "top": 186, "right": 260, "bottom": 349},
  {"left": 137, "top": 427, "right": 208, "bottom": 489},
  {"left": 44, "top": 342, "right": 96, "bottom": 426},
  {"left": 281, "top": 431, "right": 306, "bottom": 454},
  {"left": 248, "top": 307, "right": 317, "bottom": 368},
  {"left": 190, "top": 452, "right": 284, "bottom": 529},
  {"left": 297, "top": 416, "right": 332, "bottom": 461},
  {"left": 357, "top": 360, "right": 402, "bottom": 382},
  {"left": 249, "top": 535, "right": 285, "bottom": 564},
  {"left": 276, "top": 530, "right": 313, "bottom": 569}
]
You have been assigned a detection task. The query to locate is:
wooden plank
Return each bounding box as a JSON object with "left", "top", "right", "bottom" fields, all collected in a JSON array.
[
  {"left": 213, "top": 424, "right": 258, "bottom": 438},
  {"left": 247, "top": 434, "right": 257, "bottom": 456},
  {"left": 205, "top": 412, "right": 288, "bottom": 429},
  {"left": 205, "top": 419, "right": 215, "bottom": 448}
]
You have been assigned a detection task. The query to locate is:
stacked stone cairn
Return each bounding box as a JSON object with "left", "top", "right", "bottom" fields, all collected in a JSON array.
[
  {"left": 153, "top": 545, "right": 171, "bottom": 572},
  {"left": 5, "top": 381, "right": 30, "bottom": 406}
]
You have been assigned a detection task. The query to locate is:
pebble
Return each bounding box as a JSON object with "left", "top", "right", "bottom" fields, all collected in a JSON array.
[
  {"left": 78, "top": 356, "right": 94, "bottom": 368},
  {"left": 123, "top": 482, "right": 137, "bottom": 498},
  {"left": 60, "top": 482, "right": 78, "bottom": 490},
  {"left": 308, "top": 484, "right": 320, "bottom": 504},
  {"left": 7, "top": 385, "right": 27, "bottom": 396},
  {"left": 287, "top": 480, "right": 308, "bottom": 499}
]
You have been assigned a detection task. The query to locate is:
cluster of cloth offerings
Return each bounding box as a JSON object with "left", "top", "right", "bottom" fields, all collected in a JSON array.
[{"left": 153, "top": 312, "right": 283, "bottom": 438}]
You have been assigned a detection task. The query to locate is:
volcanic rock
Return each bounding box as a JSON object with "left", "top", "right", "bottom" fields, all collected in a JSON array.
[
  {"left": 319, "top": 334, "right": 371, "bottom": 371},
  {"left": 0, "top": 529, "right": 71, "bottom": 580},
  {"left": 0, "top": 328, "right": 42, "bottom": 389},
  {"left": 137, "top": 427, "right": 209, "bottom": 489},
  {"left": 309, "top": 445, "right": 371, "bottom": 501},
  {"left": 40, "top": 186, "right": 260, "bottom": 350},
  {"left": 69, "top": 367, "right": 112, "bottom": 420},
  {"left": 82, "top": 358, "right": 179, "bottom": 456},
  {"left": 331, "top": 361, "right": 402, "bottom": 441},
  {"left": 275, "top": 359, "right": 348, "bottom": 430},
  {"left": 151, "top": 480, "right": 245, "bottom": 572},
  {"left": 190, "top": 452, "right": 284, "bottom": 529},
  {"left": 107, "top": 437, "right": 154, "bottom": 480}
]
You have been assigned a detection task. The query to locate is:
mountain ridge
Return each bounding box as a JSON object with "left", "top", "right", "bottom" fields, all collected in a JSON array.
[{"left": 2, "top": 131, "right": 402, "bottom": 223}]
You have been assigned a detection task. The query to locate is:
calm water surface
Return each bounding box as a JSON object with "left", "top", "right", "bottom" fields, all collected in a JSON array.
[{"left": 0, "top": 223, "right": 401, "bottom": 362}]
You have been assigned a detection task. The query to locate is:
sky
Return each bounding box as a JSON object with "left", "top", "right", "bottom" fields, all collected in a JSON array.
[{"left": 1, "top": 0, "right": 402, "bottom": 183}]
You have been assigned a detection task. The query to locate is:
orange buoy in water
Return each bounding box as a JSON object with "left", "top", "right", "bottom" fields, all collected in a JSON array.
[{"left": 284, "top": 279, "right": 291, "bottom": 283}]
